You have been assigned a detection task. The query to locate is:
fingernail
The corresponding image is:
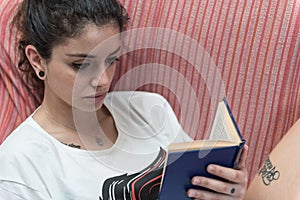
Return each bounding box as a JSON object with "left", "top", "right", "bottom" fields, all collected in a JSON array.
[
  {"left": 193, "top": 178, "right": 201, "bottom": 184},
  {"left": 208, "top": 165, "right": 215, "bottom": 172},
  {"left": 188, "top": 190, "right": 195, "bottom": 197}
]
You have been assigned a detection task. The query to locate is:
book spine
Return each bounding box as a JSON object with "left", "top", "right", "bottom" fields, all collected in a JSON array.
[
  {"left": 222, "top": 97, "right": 243, "bottom": 140},
  {"left": 233, "top": 140, "right": 246, "bottom": 168}
]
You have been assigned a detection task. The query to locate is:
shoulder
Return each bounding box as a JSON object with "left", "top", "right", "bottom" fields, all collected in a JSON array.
[
  {"left": 105, "top": 91, "right": 172, "bottom": 119},
  {"left": 106, "top": 91, "right": 169, "bottom": 107},
  {"left": 0, "top": 116, "right": 52, "bottom": 163},
  {"left": 0, "top": 116, "right": 56, "bottom": 187},
  {"left": 105, "top": 91, "right": 173, "bottom": 123},
  {"left": 0, "top": 124, "right": 53, "bottom": 197},
  {"left": 106, "top": 91, "right": 191, "bottom": 146}
]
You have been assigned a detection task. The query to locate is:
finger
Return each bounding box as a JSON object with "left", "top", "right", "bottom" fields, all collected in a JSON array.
[
  {"left": 187, "top": 189, "right": 233, "bottom": 200},
  {"left": 190, "top": 176, "right": 242, "bottom": 197},
  {"left": 237, "top": 144, "right": 248, "bottom": 169},
  {"left": 206, "top": 164, "right": 248, "bottom": 184}
]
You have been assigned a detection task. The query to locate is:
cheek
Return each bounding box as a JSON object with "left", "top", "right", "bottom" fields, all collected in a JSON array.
[
  {"left": 56, "top": 75, "right": 74, "bottom": 97},
  {"left": 47, "top": 67, "right": 76, "bottom": 97},
  {"left": 59, "top": 70, "right": 74, "bottom": 85},
  {"left": 107, "top": 65, "right": 117, "bottom": 79}
]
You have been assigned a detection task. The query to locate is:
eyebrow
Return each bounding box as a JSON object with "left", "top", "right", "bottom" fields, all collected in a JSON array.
[
  {"left": 108, "top": 46, "right": 121, "bottom": 57},
  {"left": 65, "top": 53, "right": 96, "bottom": 58},
  {"left": 65, "top": 46, "right": 121, "bottom": 58}
]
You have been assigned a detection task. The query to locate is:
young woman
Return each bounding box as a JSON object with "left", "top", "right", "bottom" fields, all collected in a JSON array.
[{"left": 0, "top": 0, "right": 248, "bottom": 199}]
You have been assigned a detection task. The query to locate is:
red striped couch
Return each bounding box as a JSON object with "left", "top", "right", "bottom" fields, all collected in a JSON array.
[{"left": 1, "top": 0, "right": 299, "bottom": 182}]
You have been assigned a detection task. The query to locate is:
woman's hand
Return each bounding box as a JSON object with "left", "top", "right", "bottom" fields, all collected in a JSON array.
[{"left": 187, "top": 145, "right": 248, "bottom": 200}]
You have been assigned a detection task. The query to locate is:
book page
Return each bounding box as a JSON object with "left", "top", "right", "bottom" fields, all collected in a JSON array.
[{"left": 209, "top": 102, "right": 233, "bottom": 142}]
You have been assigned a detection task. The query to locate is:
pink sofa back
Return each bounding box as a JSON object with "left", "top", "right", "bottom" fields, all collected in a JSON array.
[
  {"left": 0, "top": 0, "right": 41, "bottom": 140},
  {"left": 1, "top": 0, "right": 300, "bottom": 182}
]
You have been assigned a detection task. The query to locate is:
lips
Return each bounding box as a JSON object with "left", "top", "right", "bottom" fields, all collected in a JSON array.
[{"left": 84, "top": 91, "right": 107, "bottom": 102}]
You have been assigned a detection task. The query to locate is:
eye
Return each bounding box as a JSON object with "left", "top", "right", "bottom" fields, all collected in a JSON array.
[
  {"left": 105, "top": 57, "right": 120, "bottom": 67},
  {"left": 72, "top": 63, "right": 90, "bottom": 70}
]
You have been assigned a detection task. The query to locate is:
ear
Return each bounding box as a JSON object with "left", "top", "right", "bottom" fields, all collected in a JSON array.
[{"left": 25, "top": 45, "right": 46, "bottom": 80}]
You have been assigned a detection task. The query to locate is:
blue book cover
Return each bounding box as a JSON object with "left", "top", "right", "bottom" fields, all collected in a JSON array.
[{"left": 158, "top": 98, "right": 246, "bottom": 200}]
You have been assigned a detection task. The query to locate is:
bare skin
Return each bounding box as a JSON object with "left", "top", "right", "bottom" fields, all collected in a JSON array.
[{"left": 245, "top": 119, "right": 300, "bottom": 200}]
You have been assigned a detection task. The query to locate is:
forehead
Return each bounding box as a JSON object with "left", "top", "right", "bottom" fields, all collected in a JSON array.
[{"left": 54, "top": 24, "right": 121, "bottom": 57}]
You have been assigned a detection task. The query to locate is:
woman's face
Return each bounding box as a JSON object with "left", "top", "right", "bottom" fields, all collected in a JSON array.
[{"left": 44, "top": 24, "right": 121, "bottom": 111}]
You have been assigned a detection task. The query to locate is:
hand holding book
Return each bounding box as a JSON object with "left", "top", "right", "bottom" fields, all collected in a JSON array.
[
  {"left": 187, "top": 144, "right": 248, "bottom": 199},
  {"left": 159, "top": 98, "right": 248, "bottom": 199}
]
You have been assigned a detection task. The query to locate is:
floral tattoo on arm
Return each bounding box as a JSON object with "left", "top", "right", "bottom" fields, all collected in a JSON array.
[{"left": 258, "top": 157, "right": 280, "bottom": 186}]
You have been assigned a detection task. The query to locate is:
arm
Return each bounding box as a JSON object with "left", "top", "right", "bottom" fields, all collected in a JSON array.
[
  {"left": 187, "top": 145, "right": 249, "bottom": 200},
  {"left": 245, "top": 119, "right": 300, "bottom": 200}
]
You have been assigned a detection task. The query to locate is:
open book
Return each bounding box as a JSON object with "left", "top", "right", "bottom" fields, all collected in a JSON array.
[{"left": 158, "top": 98, "right": 246, "bottom": 200}]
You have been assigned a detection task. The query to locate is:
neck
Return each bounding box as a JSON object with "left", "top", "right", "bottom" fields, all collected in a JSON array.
[
  {"left": 41, "top": 100, "right": 76, "bottom": 130},
  {"left": 41, "top": 99, "right": 109, "bottom": 133},
  {"left": 39, "top": 101, "right": 110, "bottom": 149},
  {"left": 41, "top": 103, "right": 76, "bottom": 130}
]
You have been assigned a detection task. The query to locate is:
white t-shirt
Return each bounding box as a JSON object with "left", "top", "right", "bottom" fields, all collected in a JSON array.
[{"left": 0, "top": 91, "right": 192, "bottom": 200}]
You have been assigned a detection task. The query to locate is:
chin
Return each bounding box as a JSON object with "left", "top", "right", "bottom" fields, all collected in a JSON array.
[{"left": 72, "top": 101, "right": 104, "bottom": 113}]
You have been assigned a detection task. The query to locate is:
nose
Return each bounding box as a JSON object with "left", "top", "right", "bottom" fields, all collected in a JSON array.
[{"left": 90, "top": 67, "right": 115, "bottom": 88}]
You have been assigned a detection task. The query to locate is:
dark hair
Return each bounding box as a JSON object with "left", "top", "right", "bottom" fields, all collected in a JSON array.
[{"left": 13, "top": 0, "right": 129, "bottom": 92}]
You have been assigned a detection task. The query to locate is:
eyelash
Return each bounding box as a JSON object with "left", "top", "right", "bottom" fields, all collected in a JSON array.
[
  {"left": 105, "top": 57, "right": 120, "bottom": 66},
  {"left": 72, "top": 63, "right": 90, "bottom": 70},
  {"left": 72, "top": 57, "right": 120, "bottom": 70}
]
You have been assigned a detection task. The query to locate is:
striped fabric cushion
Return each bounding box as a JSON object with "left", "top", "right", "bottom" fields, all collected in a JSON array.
[
  {"left": 1, "top": 0, "right": 299, "bottom": 182},
  {"left": 0, "top": 0, "right": 40, "bottom": 142},
  {"left": 116, "top": 0, "right": 300, "bottom": 180}
]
